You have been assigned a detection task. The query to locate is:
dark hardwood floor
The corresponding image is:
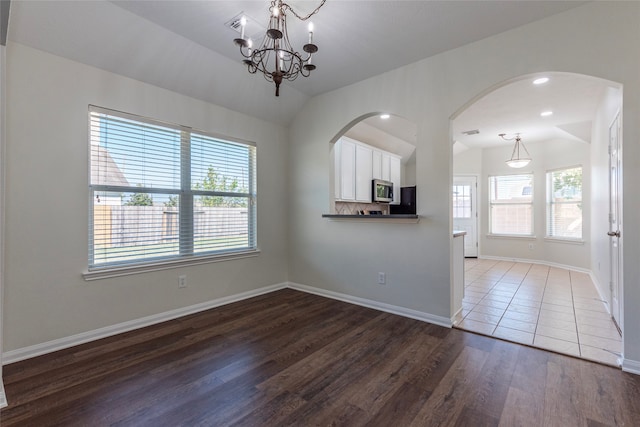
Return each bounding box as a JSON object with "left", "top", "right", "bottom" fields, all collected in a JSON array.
[{"left": 2, "top": 289, "right": 640, "bottom": 426}]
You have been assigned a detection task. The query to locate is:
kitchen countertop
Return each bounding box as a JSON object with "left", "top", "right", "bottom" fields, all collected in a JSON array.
[{"left": 322, "top": 214, "right": 419, "bottom": 223}]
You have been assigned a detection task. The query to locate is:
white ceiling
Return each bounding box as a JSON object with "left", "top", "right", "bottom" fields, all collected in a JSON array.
[
  {"left": 7, "top": 0, "right": 588, "bottom": 127},
  {"left": 107, "top": 0, "right": 586, "bottom": 97},
  {"left": 453, "top": 72, "right": 616, "bottom": 150}
]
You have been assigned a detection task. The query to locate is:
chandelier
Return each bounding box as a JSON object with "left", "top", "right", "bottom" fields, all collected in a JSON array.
[
  {"left": 500, "top": 133, "right": 532, "bottom": 168},
  {"left": 233, "top": 0, "right": 326, "bottom": 96}
]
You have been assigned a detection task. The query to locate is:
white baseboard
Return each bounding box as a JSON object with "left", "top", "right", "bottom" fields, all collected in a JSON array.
[
  {"left": 586, "top": 272, "right": 612, "bottom": 315},
  {"left": 2, "top": 283, "right": 287, "bottom": 365},
  {"left": 478, "top": 255, "right": 592, "bottom": 275},
  {"left": 0, "top": 380, "right": 6, "bottom": 408},
  {"left": 287, "top": 282, "right": 452, "bottom": 328},
  {"left": 622, "top": 358, "right": 640, "bottom": 375}
]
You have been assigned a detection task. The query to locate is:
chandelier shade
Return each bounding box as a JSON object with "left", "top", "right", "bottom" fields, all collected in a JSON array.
[
  {"left": 233, "top": 0, "right": 326, "bottom": 96},
  {"left": 500, "top": 133, "right": 532, "bottom": 168}
]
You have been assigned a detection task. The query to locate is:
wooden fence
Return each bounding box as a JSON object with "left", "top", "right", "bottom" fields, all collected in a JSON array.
[{"left": 94, "top": 206, "right": 249, "bottom": 248}]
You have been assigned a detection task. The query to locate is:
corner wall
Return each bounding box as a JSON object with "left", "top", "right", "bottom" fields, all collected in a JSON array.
[
  {"left": 3, "top": 43, "right": 290, "bottom": 352},
  {"left": 287, "top": 2, "right": 640, "bottom": 367},
  {"left": 0, "top": 42, "right": 7, "bottom": 407}
]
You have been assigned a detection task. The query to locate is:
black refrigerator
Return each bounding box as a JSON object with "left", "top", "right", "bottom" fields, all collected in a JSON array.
[{"left": 390, "top": 186, "right": 416, "bottom": 215}]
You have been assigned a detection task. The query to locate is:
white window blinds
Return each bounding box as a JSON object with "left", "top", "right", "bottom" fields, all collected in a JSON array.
[
  {"left": 89, "top": 106, "right": 256, "bottom": 269},
  {"left": 489, "top": 174, "right": 533, "bottom": 236},
  {"left": 547, "top": 167, "right": 582, "bottom": 239}
]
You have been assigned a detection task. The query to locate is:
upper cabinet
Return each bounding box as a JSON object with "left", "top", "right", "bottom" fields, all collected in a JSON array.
[
  {"left": 372, "top": 150, "right": 383, "bottom": 180},
  {"left": 338, "top": 137, "right": 356, "bottom": 201},
  {"left": 389, "top": 156, "right": 401, "bottom": 205},
  {"left": 355, "top": 144, "right": 373, "bottom": 202},
  {"left": 334, "top": 136, "right": 401, "bottom": 204}
]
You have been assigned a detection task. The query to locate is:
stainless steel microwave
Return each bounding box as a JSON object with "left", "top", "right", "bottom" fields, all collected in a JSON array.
[{"left": 372, "top": 179, "right": 393, "bottom": 203}]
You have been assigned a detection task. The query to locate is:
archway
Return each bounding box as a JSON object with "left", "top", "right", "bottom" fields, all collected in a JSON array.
[
  {"left": 450, "top": 72, "right": 624, "bottom": 366},
  {"left": 329, "top": 113, "right": 417, "bottom": 215}
]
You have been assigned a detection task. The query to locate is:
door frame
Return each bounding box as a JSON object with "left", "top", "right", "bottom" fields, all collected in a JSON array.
[
  {"left": 453, "top": 174, "right": 479, "bottom": 257},
  {"left": 608, "top": 110, "right": 623, "bottom": 332}
]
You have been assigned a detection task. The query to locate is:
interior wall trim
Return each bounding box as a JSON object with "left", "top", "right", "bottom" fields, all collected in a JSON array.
[
  {"left": 0, "top": 382, "right": 6, "bottom": 408},
  {"left": 288, "top": 282, "right": 453, "bottom": 328},
  {"left": 622, "top": 358, "right": 640, "bottom": 375},
  {"left": 2, "top": 283, "right": 287, "bottom": 365},
  {"left": 3, "top": 281, "right": 451, "bottom": 366}
]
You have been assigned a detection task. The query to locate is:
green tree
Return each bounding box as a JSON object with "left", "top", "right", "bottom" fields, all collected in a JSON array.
[
  {"left": 164, "top": 195, "right": 178, "bottom": 208},
  {"left": 553, "top": 168, "right": 582, "bottom": 196},
  {"left": 124, "top": 184, "right": 154, "bottom": 206},
  {"left": 195, "top": 166, "right": 247, "bottom": 207},
  {"left": 124, "top": 191, "right": 153, "bottom": 206},
  {"left": 553, "top": 167, "right": 582, "bottom": 209}
]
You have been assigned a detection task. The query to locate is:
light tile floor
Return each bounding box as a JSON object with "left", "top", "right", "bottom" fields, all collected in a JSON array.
[{"left": 454, "top": 258, "right": 622, "bottom": 366}]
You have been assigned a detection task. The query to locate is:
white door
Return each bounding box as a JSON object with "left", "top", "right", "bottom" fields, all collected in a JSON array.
[
  {"left": 609, "top": 113, "right": 622, "bottom": 329},
  {"left": 453, "top": 176, "right": 478, "bottom": 257}
]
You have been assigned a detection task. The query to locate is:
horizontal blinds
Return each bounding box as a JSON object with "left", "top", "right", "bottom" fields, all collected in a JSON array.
[
  {"left": 489, "top": 174, "right": 533, "bottom": 203},
  {"left": 489, "top": 174, "right": 533, "bottom": 235},
  {"left": 90, "top": 111, "right": 181, "bottom": 190},
  {"left": 189, "top": 132, "right": 256, "bottom": 255},
  {"left": 547, "top": 167, "right": 582, "bottom": 239},
  {"left": 89, "top": 107, "right": 257, "bottom": 268}
]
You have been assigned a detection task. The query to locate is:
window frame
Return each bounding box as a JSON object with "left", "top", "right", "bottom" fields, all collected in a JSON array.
[
  {"left": 546, "top": 165, "right": 583, "bottom": 241},
  {"left": 85, "top": 106, "right": 258, "bottom": 279},
  {"left": 488, "top": 173, "right": 535, "bottom": 237}
]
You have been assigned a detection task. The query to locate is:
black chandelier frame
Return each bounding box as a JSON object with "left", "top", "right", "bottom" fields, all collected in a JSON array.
[{"left": 234, "top": 0, "right": 326, "bottom": 96}]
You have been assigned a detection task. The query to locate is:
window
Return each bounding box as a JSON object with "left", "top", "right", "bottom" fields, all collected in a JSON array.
[
  {"left": 89, "top": 106, "right": 256, "bottom": 269},
  {"left": 489, "top": 174, "right": 533, "bottom": 236},
  {"left": 547, "top": 166, "right": 582, "bottom": 239},
  {"left": 453, "top": 184, "right": 472, "bottom": 219}
]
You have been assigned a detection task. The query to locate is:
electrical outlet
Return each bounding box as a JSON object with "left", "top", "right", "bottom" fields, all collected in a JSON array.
[
  {"left": 378, "top": 272, "right": 386, "bottom": 285},
  {"left": 528, "top": 243, "right": 535, "bottom": 251},
  {"left": 178, "top": 275, "right": 187, "bottom": 288}
]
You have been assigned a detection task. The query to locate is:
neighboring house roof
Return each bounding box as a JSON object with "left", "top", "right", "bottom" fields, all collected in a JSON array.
[{"left": 91, "top": 145, "right": 129, "bottom": 187}]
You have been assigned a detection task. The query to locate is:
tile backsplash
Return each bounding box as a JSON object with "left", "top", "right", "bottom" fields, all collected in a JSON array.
[{"left": 335, "top": 201, "right": 390, "bottom": 215}]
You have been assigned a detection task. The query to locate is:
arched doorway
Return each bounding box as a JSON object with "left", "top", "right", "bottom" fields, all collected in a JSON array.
[
  {"left": 450, "top": 72, "right": 624, "bottom": 366},
  {"left": 329, "top": 113, "right": 417, "bottom": 215}
]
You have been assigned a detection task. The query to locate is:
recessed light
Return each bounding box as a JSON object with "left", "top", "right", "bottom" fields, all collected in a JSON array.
[
  {"left": 533, "top": 77, "right": 549, "bottom": 85},
  {"left": 380, "top": 114, "right": 390, "bottom": 119},
  {"left": 540, "top": 111, "right": 553, "bottom": 117}
]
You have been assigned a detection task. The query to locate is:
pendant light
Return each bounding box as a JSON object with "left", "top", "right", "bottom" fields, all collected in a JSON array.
[{"left": 500, "top": 133, "right": 531, "bottom": 168}]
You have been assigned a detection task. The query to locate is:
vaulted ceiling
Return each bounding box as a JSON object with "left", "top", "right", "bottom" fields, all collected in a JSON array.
[{"left": 7, "top": 0, "right": 588, "bottom": 130}]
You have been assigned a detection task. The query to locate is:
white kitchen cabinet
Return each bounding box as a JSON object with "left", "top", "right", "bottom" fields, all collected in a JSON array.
[
  {"left": 338, "top": 138, "right": 356, "bottom": 201},
  {"left": 355, "top": 144, "right": 373, "bottom": 202},
  {"left": 372, "top": 151, "right": 382, "bottom": 180},
  {"left": 332, "top": 142, "right": 341, "bottom": 200},
  {"left": 390, "top": 155, "right": 401, "bottom": 205},
  {"left": 334, "top": 137, "right": 401, "bottom": 204},
  {"left": 381, "top": 153, "right": 391, "bottom": 181}
]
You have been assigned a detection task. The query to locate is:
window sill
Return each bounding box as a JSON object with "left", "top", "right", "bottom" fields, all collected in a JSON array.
[
  {"left": 486, "top": 234, "right": 536, "bottom": 241},
  {"left": 544, "top": 237, "right": 585, "bottom": 245},
  {"left": 83, "top": 249, "right": 261, "bottom": 281}
]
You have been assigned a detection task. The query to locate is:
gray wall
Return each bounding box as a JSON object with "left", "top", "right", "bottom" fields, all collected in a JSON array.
[
  {"left": 4, "top": 44, "right": 289, "bottom": 351},
  {"left": 3, "top": 2, "right": 640, "bottom": 373},
  {"left": 287, "top": 2, "right": 640, "bottom": 368}
]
